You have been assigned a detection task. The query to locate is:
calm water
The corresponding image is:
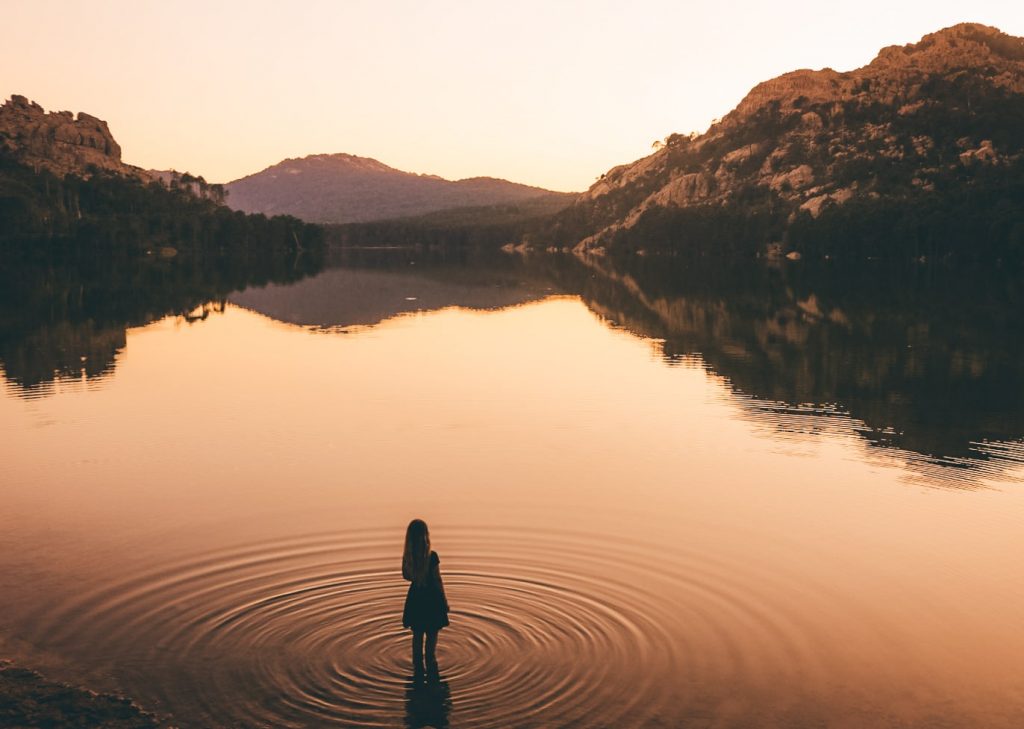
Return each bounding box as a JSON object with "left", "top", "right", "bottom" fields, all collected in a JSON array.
[{"left": 1, "top": 250, "right": 1023, "bottom": 727}]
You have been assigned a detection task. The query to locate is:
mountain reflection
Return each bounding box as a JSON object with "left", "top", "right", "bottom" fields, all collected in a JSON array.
[
  {"left": 0, "top": 243, "right": 324, "bottom": 396},
  {"left": 3, "top": 243, "right": 1022, "bottom": 472},
  {"left": 229, "top": 247, "right": 560, "bottom": 331},
  {"left": 564, "top": 255, "right": 1024, "bottom": 466},
  {"left": 232, "top": 249, "right": 1024, "bottom": 472}
]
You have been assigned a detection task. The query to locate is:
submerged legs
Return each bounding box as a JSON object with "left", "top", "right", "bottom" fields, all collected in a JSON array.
[
  {"left": 412, "top": 630, "right": 425, "bottom": 673},
  {"left": 425, "top": 630, "right": 438, "bottom": 672},
  {"left": 411, "top": 629, "right": 439, "bottom": 676}
]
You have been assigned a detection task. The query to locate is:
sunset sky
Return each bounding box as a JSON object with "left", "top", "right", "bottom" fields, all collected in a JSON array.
[{"left": 3, "top": 1, "right": 1022, "bottom": 191}]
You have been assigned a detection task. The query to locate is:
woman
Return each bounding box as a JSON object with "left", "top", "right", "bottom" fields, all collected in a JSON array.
[{"left": 402, "top": 519, "right": 449, "bottom": 674}]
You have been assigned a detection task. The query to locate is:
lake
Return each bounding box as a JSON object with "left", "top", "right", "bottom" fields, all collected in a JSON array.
[{"left": 1, "top": 249, "right": 1023, "bottom": 727}]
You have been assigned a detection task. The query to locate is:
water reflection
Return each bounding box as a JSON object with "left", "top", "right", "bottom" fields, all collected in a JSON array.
[
  {"left": 557, "top": 254, "right": 1024, "bottom": 476},
  {"left": 405, "top": 673, "right": 451, "bottom": 729},
  {"left": 229, "top": 249, "right": 1024, "bottom": 473},
  {"left": 232, "top": 266, "right": 547, "bottom": 332},
  {"left": 2, "top": 242, "right": 1022, "bottom": 470},
  {"left": 0, "top": 243, "right": 324, "bottom": 396},
  {"left": 231, "top": 248, "right": 556, "bottom": 332},
  {"left": 2, "top": 248, "right": 1023, "bottom": 727}
]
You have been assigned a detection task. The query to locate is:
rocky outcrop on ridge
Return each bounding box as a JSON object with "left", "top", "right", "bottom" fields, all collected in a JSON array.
[
  {"left": 0, "top": 95, "right": 149, "bottom": 181},
  {"left": 540, "top": 24, "right": 1024, "bottom": 255},
  {"left": 148, "top": 169, "right": 227, "bottom": 203}
]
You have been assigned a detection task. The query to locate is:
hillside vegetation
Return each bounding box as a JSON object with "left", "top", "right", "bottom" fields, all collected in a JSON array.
[{"left": 534, "top": 24, "right": 1024, "bottom": 262}]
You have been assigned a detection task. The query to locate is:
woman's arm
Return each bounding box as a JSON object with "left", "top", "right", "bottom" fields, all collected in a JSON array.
[
  {"left": 432, "top": 556, "right": 449, "bottom": 610},
  {"left": 402, "top": 557, "right": 412, "bottom": 581}
]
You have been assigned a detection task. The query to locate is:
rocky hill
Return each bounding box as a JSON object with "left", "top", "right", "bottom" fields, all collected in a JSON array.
[
  {"left": 0, "top": 95, "right": 149, "bottom": 181},
  {"left": 539, "top": 23, "right": 1024, "bottom": 260},
  {"left": 225, "top": 153, "right": 575, "bottom": 224}
]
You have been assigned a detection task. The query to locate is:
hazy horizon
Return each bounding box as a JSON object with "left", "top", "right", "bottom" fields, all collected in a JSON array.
[{"left": 3, "top": 1, "right": 1023, "bottom": 191}]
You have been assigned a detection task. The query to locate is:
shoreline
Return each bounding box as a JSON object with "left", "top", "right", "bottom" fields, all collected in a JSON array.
[{"left": 0, "top": 660, "right": 164, "bottom": 728}]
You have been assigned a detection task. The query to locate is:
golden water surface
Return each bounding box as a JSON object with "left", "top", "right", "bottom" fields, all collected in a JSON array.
[{"left": 1, "top": 258, "right": 1023, "bottom": 728}]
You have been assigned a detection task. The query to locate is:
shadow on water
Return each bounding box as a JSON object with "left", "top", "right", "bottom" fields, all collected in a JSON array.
[{"left": 404, "top": 672, "right": 452, "bottom": 729}]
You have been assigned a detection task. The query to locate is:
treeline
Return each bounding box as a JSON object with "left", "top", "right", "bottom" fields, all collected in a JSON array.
[
  {"left": 787, "top": 167, "right": 1024, "bottom": 262},
  {"left": 605, "top": 162, "right": 1024, "bottom": 263},
  {"left": 0, "top": 156, "right": 323, "bottom": 254},
  {"left": 329, "top": 196, "right": 573, "bottom": 249},
  {"left": 331, "top": 167, "right": 1024, "bottom": 262}
]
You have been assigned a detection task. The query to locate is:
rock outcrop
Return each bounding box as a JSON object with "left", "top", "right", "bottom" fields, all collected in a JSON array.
[
  {"left": 148, "top": 169, "right": 227, "bottom": 203},
  {"left": 541, "top": 24, "right": 1024, "bottom": 254},
  {"left": 0, "top": 95, "right": 149, "bottom": 180}
]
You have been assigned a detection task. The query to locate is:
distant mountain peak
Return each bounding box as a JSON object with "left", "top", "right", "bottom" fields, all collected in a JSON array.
[
  {"left": 226, "top": 154, "right": 574, "bottom": 224},
  {"left": 239, "top": 153, "right": 403, "bottom": 180}
]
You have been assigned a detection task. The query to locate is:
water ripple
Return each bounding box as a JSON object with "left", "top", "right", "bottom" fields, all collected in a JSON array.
[{"left": 29, "top": 526, "right": 868, "bottom": 727}]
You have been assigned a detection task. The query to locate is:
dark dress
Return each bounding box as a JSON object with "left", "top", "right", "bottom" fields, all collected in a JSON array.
[{"left": 403, "top": 551, "right": 450, "bottom": 632}]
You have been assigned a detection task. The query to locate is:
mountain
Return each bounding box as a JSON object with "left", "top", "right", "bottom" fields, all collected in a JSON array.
[
  {"left": 537, "top": 24, "right": 1024, "bottom": 261},
  {"left": 224, "top": 153, "right": 576, "bottom": 224}
]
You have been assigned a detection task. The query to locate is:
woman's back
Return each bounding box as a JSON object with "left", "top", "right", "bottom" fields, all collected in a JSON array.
[{"left": 402, "top": 520, "right": 449, "bottom": 674}]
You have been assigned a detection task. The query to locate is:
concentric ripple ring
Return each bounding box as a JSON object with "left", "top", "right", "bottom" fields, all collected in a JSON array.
[{"left": 30, "top": 525, "right": 854, "bottom": 728}]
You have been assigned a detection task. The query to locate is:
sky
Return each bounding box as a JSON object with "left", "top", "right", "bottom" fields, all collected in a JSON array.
[{"left": 3, "top": 1, "right": 1022, "bottom": 192}]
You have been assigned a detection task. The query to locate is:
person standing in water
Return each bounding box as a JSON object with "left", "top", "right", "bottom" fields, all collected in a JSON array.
[{"left": 402, "top": 519, "right": 449, "bottom": 675}]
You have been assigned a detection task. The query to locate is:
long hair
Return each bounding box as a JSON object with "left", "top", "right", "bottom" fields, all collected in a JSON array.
[{"left": 403, "top": 519, "right": 431, "bottom": 585}]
